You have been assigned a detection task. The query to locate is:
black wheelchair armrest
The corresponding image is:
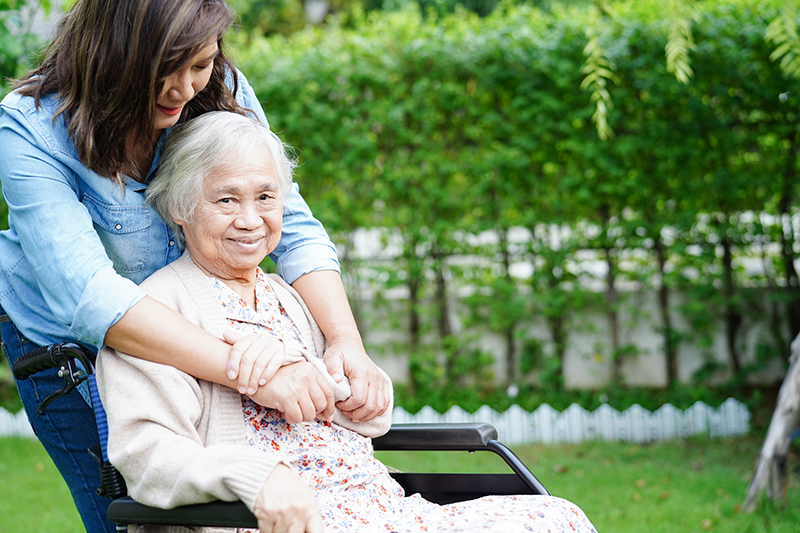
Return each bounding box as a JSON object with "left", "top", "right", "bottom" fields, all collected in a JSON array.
[
  {"left": 374, "top": 422, "right": 550, "bottom": 497},
  {"left": 108, "top": 498, "right": 258, "bottom": 528},
  {"left": 373, "top": 422, "right": 498, "bottom": 451}
]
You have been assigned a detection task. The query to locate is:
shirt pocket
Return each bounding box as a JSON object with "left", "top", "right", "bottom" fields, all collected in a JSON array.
[{"left": 81, "top": 193, "right": 152, "bottom": 276}]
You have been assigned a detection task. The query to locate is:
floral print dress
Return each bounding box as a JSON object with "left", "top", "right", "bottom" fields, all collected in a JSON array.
[{"left": 211, "top": 270, "right": 597, "bottom": 533}]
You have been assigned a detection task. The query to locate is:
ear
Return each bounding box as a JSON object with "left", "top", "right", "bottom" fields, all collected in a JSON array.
[{"left": 172, "top": 215, "right": 186, "bottom": 227}]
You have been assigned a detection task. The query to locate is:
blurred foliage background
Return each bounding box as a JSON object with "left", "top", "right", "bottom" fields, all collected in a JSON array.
[
  {"left": 230, "top": 0, "right": 800, "bottom": 402},
  {"left": 1, "top": 0, "right": 800, "bottom": 410}
]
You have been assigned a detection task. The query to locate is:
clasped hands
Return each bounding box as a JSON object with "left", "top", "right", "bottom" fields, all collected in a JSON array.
[
  {"left": 223, "top": 330, "right": 390, "bottom": 532},
  {"left": 223, "top": 330, "right": 389, "bottom": 424}
]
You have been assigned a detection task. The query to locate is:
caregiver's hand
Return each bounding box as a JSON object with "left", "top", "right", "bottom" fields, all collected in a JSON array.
[
  {"left": 224, "top": 330, "right": 286, "bottom": 395},
  {"left": 250, "top": 362, "right": 336, "bottom": 423},
  {"left": 323, "top": 339, "right": 390, "bottom": 423},
  {"left": 255, "top": 464, "right": 324, "bottom": 533}
]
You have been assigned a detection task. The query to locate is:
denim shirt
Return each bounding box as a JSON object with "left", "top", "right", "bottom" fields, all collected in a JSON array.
[{"left": 0, "top": 71, "right": 339, "bottom": 349}]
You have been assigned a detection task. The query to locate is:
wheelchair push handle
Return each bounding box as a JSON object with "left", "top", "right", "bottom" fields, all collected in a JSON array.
[
  {"left": 12, "top": 345, "right": 57, "bottom": 380},
  {"left": 12, "top": 342, "right": 97, "bottom": 415},
  {"left": 12, "top": 342, "right": 96, "bottom": 380}
]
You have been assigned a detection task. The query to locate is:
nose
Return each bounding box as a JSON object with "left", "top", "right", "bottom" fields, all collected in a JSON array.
[
  {"left": 234, "top": 202, "right": 263, "bottom": 230},
  {"left": 164, "top": 68, "right": 195, "bottom": 102}
]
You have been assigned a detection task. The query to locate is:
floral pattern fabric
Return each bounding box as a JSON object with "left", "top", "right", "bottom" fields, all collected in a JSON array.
[{"left": 211, "top": 271, "right": 597, "bottom": 533}]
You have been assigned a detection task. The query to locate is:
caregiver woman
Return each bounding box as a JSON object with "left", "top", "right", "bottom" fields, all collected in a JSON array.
[{"left": 0, "top": 1, "right": 388, "bottom": 531}]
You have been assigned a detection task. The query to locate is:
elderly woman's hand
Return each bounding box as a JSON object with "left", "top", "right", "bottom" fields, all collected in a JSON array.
[
  {"left": 323, "top": 340, "right": 391, "bottom": 423},
  {"left": 255, "top": 464, "right": 324, "bottom": 533},
  {"left": 250, "top": 362, "right": 336, "bottom": 423},
  {"left": 224, "top": 330, "right": 286, "bottom": 395}
]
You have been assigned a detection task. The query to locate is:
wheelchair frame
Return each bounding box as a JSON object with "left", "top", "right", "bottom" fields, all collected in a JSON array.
[{"left": 14, "top": 341, "right": 549, "bottom": 531}]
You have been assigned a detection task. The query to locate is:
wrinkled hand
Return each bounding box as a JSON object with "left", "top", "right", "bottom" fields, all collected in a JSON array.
[
  {"left": 224, "top": 330, "right": 286, "bottom": 395},
  {"left": 323, "top": 340, "right": 390, "bottom": 423},
  {"left": 249, "top": 362, "right": 335, "bottom": 423},
  {"left": 255, "top": 463, "right": 324, "bottom": 533}
]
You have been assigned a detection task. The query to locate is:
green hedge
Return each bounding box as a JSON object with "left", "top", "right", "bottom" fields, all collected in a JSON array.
[
  {"left": 234, "top": 0, "right": 800, "bottom": 390},
  {"left": 2, "top": 1, "right": 798, "bottom": 393}
]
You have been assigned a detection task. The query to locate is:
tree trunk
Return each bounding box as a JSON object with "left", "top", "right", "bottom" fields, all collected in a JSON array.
[
  {"left": 743, "top": 332, "right": 800, "bottom": 512},
  {"left": 721, "top": 236, "right": 742, "bottom": 377},
  {"left": 780, "top": 129, "right": 800, "bottom": 342},
  {"left": 532, "top": 232, "right": 567, "bottom": 388},
  {"left": 547, "top": 312, "right": 566, "bottom": 389},
  {"left": 760, "top": 236, "right": 789, "bottom": 364},
  {"left": 433, "top": 259, "right": 452, "bottom": 339},
  {"left": 654, "top": 235, "right": 677, "bottom": 384},
  {"left": 408, "top": 275, "right": 421, "bottom": 352},
  {"left": 499, "top": 229, "right": 517, "bottom": 384},
  {"left": 605, "top": 245, "right": 622, "bottom": 383},
  {"left": 406, "top": 233, "right": 422, "bottom": 388},
  {"left": 432, "top": 249, "right": 457, "bottom": 381},
  {"left": 779, "top": 194, "right": 800, "bottom": 345}
]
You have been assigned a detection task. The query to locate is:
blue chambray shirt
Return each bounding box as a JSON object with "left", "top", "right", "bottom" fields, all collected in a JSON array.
[{"left": 0, "top": 71, "right": 339, "bottom": 350}]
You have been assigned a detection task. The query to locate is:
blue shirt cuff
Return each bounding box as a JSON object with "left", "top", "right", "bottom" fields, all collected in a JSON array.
[
  {"left": 72, "top": 265, "right": 147, "bottom": 347},
  {"left": 275, "top": 242, "right": 340, "bottom": 285}
]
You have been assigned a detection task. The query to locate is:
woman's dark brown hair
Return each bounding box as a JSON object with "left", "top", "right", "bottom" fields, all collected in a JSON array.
[{"left": 14, "top": 0, "right": 243, "bottom": 181}]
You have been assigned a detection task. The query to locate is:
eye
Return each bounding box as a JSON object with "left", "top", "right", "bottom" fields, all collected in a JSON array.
[
  {"left": 259, "top": 192, "right": 280, "bottom": 201},
  {"left": 218, "top": 197, "right": 233, "bottom": 204}
]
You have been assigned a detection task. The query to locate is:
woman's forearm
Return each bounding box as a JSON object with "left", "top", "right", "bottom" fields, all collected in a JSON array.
[
  {"left": 103, "top": 295, "right": 238, "bottom": 388},
  {"left": 290, "top": 270, "right": 362, "bottom": 345},
  {"left": 292, "top": 270, "right": 392, "bottom": 422}
]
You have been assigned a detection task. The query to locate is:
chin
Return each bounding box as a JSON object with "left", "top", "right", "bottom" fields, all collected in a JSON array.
[{"left": 155, "top": 117, "right": 181, "bottom": 131}]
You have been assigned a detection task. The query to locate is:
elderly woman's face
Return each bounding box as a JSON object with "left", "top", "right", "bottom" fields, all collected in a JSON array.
[{"left": 178, "top": 149, "right": 282, "bottom": 281}]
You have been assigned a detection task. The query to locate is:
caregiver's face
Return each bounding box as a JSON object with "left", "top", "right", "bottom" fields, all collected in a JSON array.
[{"left": 179, "top": 148, "right": 282, "bottom": 282}]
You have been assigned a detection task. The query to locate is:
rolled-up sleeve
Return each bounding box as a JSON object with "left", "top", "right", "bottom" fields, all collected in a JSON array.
[
  {"left": 72, "top": 266, "right": 146, "bottom": 346},
  {"left": 270, "top": 182, "right": 340, "bottom": 284},
  {"left": 0, "top": 106, "right": 146, "bottom": 346}
]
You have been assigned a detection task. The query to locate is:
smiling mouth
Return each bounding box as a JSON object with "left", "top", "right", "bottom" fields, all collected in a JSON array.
[
  {"left": 229, "top": 236, "right": 264, "bottom": 248},
  {"left": 157, "top": 104, "right": 183, "bottom": 116}
]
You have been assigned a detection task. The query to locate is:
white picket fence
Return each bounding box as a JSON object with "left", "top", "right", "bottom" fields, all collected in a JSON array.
[
  {"left": 391, "top": 398, "right": 751, "bottom": 445},
  {"left": 0, "top": 407, "right": 36, "bottom": 439},
  {"left": 0, "top": 398, "right": 749, "bottom": 444}
]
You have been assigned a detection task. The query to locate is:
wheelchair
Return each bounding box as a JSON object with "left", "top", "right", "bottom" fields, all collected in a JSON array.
[{"left": 13, "top": 341, "right": 549, "bottom": 530}]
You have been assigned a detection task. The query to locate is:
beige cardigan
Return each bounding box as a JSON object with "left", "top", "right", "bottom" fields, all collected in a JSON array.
[{"left": 96, "top": 253, "right": 392, "bottom": 531}]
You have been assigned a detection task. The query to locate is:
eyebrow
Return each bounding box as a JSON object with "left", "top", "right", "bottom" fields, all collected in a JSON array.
[
  {"left": 213, "top": 182, "right": 280, "bottom": 194},
  {"left": 200, "top": 49, "right": 220, "bottom": 63}
]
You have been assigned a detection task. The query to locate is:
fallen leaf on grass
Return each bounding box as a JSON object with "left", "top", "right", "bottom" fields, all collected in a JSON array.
[
  {"left": 635, "top": 479, "right": 647, "bottom": 488},
  {"left": 632, "top": 492, "right": 642, "bottom": 503},
  {"left": 35, "top": 462, "right": 45, "bottom": 473},
  {"left": 701, "top": 519, "right": 713, "bottom": 530},
  {"left": 659, "top": 491, "right": 670, "bottom": 500}
]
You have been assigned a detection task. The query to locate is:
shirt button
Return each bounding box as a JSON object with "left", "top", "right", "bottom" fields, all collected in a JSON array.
[
  {"left": 115, "top": 224, "right": 123, "bottom": 230},
  {"left": 169, "top": 240, "right": 175, "bottom": 247}
]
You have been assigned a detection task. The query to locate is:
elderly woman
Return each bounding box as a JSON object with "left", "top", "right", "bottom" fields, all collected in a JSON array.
[{"left": 97, "top": 111, "right": 597, "bottom": 533}]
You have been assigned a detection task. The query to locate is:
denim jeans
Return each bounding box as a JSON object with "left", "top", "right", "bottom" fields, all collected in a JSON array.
[{"left": 0, "top": 307, "right": 115, "bottom": 533}]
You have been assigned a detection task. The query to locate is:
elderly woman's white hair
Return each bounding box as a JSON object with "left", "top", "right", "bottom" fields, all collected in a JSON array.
[{"left": 147, "top": 111, "right": 296, "bottom": 246}]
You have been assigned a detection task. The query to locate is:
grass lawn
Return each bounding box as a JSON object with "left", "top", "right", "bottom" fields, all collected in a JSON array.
[
  {"left": 1, "top": 434, "right": 799, "bottom": 532},
  {"left": 0, "top": 437, "right": 82, "bottom": 532},
  {"left": 378, "top": 435, "right": 800, "bottom": 532}
]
